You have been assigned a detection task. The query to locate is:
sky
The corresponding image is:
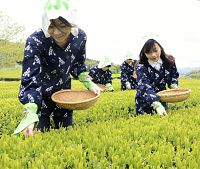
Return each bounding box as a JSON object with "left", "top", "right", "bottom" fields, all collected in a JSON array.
[{"left": 0, "top": 0, "right": 200, "bottom": 68}]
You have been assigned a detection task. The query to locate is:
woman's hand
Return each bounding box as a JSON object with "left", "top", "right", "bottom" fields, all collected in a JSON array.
[
  {"left": 78, "top": 72, "right": 103, "bottom": 94},
  {"left": 126, "top": 82, "right": 131, "bottom": 90},
  {"left": 170, "top": 83, "right": 178, "bottom": 89},
  {"left": 22, "top": 103, "right": 38, "bottom": 136},
  {"left": 22, "top": 123, "right": 35, "bottom": 136},
  {"left": 132, "top": 71, "right": 137, "bottom": 79},
  {"left": 151, "top": 101, "right": 167, "bottom": 116},
  {"left": 106, "top": 83, "right": 114, "bottom": 92},
  {"left": 13, "top": 103, "right": 39, "bottom": 135},
  {"left": 156, "top": 104, "right": 167, "bottom": 116},
  {"left": 89, "top": 83, "right": 102, "bottom": 95}
]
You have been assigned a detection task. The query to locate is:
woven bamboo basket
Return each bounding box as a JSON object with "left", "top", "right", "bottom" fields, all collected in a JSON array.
[
  {"left": 51, "top": 90, "right": 100, "bottom": 110},
  {"left": 96, "top": 84, "right": 106, "bottom": 92},
  {"left": 157, "top": 88, "right": 191, "bottom": 103}
]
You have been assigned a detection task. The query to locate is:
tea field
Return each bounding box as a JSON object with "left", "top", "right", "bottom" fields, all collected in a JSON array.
[{"left": 0, "top": 79, "right": 200, "bottom": 168}]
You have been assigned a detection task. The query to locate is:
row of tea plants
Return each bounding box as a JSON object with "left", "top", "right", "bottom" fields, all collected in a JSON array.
[{"left": 0, "top": 79, "right": 200, "bottom": 168}]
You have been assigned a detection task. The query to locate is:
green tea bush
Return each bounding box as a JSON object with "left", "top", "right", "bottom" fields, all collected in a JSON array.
[{"left": 0, "top": 79, "right": 200, "bottom": 168}]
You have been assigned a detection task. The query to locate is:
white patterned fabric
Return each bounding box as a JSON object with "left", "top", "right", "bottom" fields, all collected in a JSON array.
[
  {"left": 42, "top": 0, "right": 78, "bottom": 37},
  {"left": 148, "top": 58, "right": 163, "bottom": 71}
]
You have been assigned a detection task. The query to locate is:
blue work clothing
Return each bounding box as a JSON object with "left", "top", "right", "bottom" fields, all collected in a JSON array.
[
  {"left": 18, "top": 28, "right": 87, "bottom": 130},
  {"left": 135, "top": 62, "right": 179, "bottom": 115},
  {"left": 89, "top": 66, "right": 112, "bottom": 85},
  {"left": 121, "top": 61, "right": 137, "bottom": 90}
]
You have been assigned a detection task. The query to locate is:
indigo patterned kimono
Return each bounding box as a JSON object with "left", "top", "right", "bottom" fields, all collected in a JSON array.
[
  {"left": 121, "top": 61, "right": 137, "bottom": 90},
  {"left": 18, "top": 28, "right": 87, "bottom": 117},
  {"left": 135, "top": 62, "right": 179, "bottom": 114},
  {"left": 89, "top": 66, "right": 112, "bottom": 85}
]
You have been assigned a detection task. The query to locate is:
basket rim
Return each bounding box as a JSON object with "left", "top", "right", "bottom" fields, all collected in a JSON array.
[
  {"left": 157, "top": 88, "right": 191, "bottom": 97},
  {"left": 51, "top": 89, "right": 100, "bottom": 104}
]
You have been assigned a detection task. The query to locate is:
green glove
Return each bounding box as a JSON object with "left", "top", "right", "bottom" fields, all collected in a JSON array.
[
  {"left": 78, "top": 72, "right": 94, "bottom": 89},
  {"left": 151, "top": 101, "right": 167, "bottom": 116},
  {"left": 23, "top": 102, "right": 38, "bottom": 114},
  {"left": 170, "top": 83, "right": 178, "bottom": 89},
  {"left": 13, "top": 103, "right": 39, "bottom": 135},
  {"left": 106, "top": 83, "right": 114, "bottom": 91}
]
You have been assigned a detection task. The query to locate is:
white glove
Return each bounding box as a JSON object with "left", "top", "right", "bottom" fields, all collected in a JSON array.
[
  {"left": 106, "top": 83, "right": 114, "bottom": 92},
  {"left": 170, "top": 83, "right": 178, "bottom": 89},
  {"left": 89, "top": 83, "right": 102, "bottom": 95},
  {"left": 151, "top": 101, "right": 167, "bottom": 116},
  {"left": 78, "top": 72, "right": 102, "bottom": 94},
  {"left": 108, "top": 87, "right": 114, "bottom": 92},
  {"left": 126, "top": 82, "right": 131, "bottom": 90}
]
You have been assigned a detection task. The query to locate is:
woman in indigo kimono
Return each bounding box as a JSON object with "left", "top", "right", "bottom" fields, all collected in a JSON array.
[
  {"left": 121, "top": 52, "right": 137, "bottom": 90},
  {"left": 135, "top": 39, "right": 179, "bottom": 116},
  {"left": 16, "top": 0, "right": 101, "bottom": 136},
  {"left": 89, "top": 56, "right": 114, "bottom": 92}
]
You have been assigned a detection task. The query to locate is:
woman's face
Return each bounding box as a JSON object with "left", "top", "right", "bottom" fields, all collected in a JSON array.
[
  {"left": 145, "top": 43, "right": 161, "bottom": 62},
  {"left": 125, "top": 59, "right": 133, "bottom": 65},
  {"left": 102, "top": 66, "right": 110, "bottom": 71},
  {"left": 48, "top": 18, "right": 71, "bottom": 48}
]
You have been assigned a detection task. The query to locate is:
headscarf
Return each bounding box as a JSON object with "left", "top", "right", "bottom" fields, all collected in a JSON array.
[
  {"left": 42, "top": 0, "right": 78, "bottom": 37},
  {"left": 137, "top": 32, "right": 161, "bottom": 53},
  {"left": 98, "top": 56, "right": 111, "bottom": 68},
  {"left": 124, "top": 51, "right": 133, "bottom": 60}
]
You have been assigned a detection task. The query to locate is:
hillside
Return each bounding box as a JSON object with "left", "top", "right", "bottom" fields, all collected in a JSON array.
[
  {"left": 182, "top": 70, "right": 200, "bottom": 79},
  {"left": 0, "top": 40, "right": 24, "bottom": 68},
  {"left": 0, "top": 40, "right": 199, "bottom": 75},
  {"left": 178, "top": 67, "right": 200, "bottom": 75}
]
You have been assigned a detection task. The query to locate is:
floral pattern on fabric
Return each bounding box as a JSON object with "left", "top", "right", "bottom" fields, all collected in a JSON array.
[
  {"left": 89, "top": 66, "right": 112, "bottom": 85},
  {"left": 121, "top": 61, "right": 137, "bottom": 90},
  {"left": 18, "top": 28, "right": 87, "bottom": 116},
  {"left": 135, "top": 62, "right": 179, "bottom": 114}
]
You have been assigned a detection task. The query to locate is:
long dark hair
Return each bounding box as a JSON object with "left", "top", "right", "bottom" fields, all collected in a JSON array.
[
  {"left": 50, "top": 16, "right": 74, "bottom": 33},
  {"left": 139, "top": 39, "right": 175, "bottom": 71},
  {"left": 58, "top": 16, "right": 74, "bottom": 27}
]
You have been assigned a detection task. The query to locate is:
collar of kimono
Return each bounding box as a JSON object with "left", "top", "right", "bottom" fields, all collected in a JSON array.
[{"left": 148, "top": 58, "right": 163, "bottom": 71}]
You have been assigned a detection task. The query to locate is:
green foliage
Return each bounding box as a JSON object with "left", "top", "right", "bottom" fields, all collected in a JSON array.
[
  {"left": 85, "top": 58, "right": 99, "bottom": 71},
  {"left": 112, "top": 73, "right": 121, "bottom": 79},
  {"left": 0, "top": 68, "right": 22, "bottom": 79},
  {"left": 0, "top": 40, "right": 24, "bottom": 69},
  {"left": 111, "top": 64, "right": 121, "bottom": 74},
  {"left": 0, "top": 79, "right": 200, "bottom": 168}
]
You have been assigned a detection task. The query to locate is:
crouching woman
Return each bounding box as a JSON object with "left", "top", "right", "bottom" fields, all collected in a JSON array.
[{"left": 135, "top": 39, "right": 179, "bottom": 116}]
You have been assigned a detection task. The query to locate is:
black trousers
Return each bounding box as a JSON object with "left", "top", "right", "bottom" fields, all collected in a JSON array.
[
  {"left": 37, "top": 77, "right": 73, "bottom": 132},
  {"left": 36, "top": 110, "right": 73, "bottom": 132}
]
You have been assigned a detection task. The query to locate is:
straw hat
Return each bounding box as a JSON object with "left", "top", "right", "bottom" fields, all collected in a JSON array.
[{"left": 42, "top": 0, "right": 78, "bottom": 37}]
